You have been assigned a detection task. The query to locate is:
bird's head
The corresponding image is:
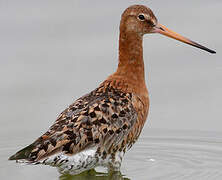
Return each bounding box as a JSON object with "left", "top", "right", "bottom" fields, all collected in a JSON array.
[{"left": 120, "top": 5, "right": 216, "bottom": 54}]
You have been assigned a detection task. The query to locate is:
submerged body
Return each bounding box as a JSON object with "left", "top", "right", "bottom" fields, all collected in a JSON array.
[{"left": 9, "top": 5, "right": 215, "bottom": 174}]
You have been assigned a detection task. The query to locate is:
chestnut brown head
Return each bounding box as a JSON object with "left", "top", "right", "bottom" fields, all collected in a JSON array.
[{"left": 120, "top": 5, "right": 157, "bottom": 35}]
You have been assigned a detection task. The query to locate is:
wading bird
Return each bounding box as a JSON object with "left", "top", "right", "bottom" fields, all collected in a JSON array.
[{"left": 9, "top": 5, "right": 215, "bottom": 174}]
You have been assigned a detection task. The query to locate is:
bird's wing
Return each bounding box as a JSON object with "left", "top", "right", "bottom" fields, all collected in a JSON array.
[{"left": 9, "top": 85, "right": 137, "bottom": 162}]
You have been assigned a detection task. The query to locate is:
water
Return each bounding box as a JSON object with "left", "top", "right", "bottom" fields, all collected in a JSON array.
[
  {"left": 1, "top": 129, "right": 222, "bottom": 180},
  {"left": 1, "top": 0, "right": 222, "bottom": 180},
  {"left": 122, "top": 130, "right": 222, "bottom": 180}
]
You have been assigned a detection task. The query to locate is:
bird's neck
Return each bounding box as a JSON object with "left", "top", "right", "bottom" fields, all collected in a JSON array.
[
  {"left": 118, "top": 30, "right": 145, "bottom": 78},
  {"left": 106, "top": 30, "right": 147, "bottom": 95}
]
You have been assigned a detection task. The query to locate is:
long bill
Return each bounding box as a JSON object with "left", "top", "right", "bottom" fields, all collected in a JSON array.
[{"left": 153, "top": 24, "right": 216, "bottom": 54}]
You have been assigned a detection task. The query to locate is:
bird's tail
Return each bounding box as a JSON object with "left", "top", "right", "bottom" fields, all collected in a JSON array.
[{"left": 9, "top": 143, "right": 35, "bottom": 161}]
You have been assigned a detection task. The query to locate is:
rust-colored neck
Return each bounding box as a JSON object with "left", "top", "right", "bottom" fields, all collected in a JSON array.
[
  {"left": 117, "top": 30, "right": 145, "bottom": 81},
  {"left": 106, "top": 28, "right": 147, "bottom": 95}
]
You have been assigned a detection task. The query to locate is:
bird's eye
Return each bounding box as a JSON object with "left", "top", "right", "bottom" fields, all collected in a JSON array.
[{"left": 138, "top": 14, "right": 145, "bottom": 21}]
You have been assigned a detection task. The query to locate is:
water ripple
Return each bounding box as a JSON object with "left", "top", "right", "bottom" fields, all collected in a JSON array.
[{"left": 122, "top": 130, "right": 222, "bottom": 180}]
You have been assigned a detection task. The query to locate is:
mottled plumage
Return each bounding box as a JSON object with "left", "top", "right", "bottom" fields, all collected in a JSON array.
[
  {"left": 9, "top": 80, "right": 148, "bottom": 173},
  {"left": 33, "top": 83, "right": 137, "bottom": 160},
  {"left": 9, "top": 4, "right": 215, "bottom": 175}
]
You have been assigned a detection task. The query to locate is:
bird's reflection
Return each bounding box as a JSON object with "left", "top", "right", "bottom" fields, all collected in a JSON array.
[{"left": 59, "top": 169, "right": 130, "bottom": 180}]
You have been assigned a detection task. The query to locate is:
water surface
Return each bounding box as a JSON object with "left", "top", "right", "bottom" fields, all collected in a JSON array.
[{"left": 2, "top": 129, "right": 222, "bottom": 180}]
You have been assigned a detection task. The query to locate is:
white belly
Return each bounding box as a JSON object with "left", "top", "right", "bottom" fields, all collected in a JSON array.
[
  {"left": 40, "top": 147, "right": 125, "bottom": 175},
  {"left": 42, "top": 148, "right": 98, "bottom": 175}
]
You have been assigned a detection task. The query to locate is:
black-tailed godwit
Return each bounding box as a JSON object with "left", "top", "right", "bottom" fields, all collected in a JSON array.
[{"left": 9, "top": 5, "right": 215, "bottom": 174}]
